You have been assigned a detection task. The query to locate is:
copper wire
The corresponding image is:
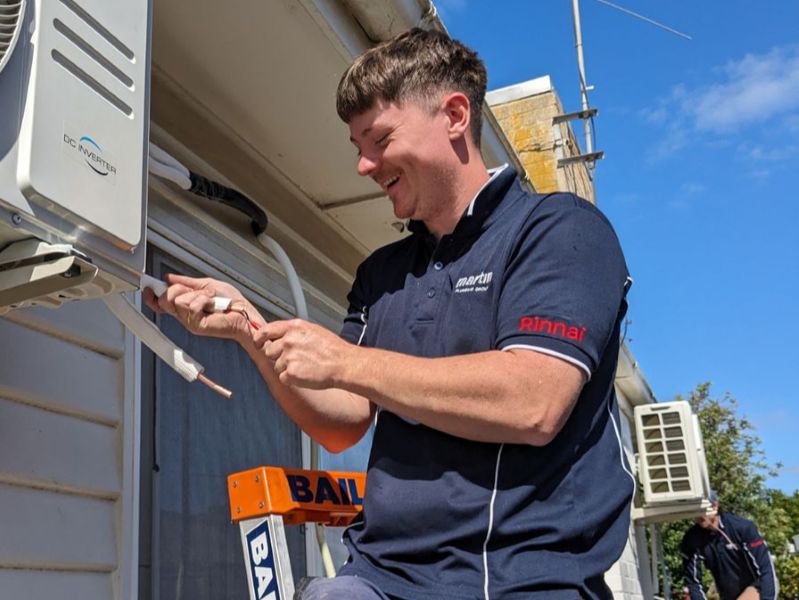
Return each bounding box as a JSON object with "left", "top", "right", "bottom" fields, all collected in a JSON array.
[{"left": 198, "top": 372, "right": 234, "bottom": 399}]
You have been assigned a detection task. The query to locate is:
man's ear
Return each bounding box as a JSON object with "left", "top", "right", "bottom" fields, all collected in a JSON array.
[{"left": 441, "top": 92, "right": 471, "bottom": 142}]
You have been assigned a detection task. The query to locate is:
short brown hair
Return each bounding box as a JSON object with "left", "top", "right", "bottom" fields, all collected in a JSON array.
[{"left": 336, "top": 28, "right": 488, "bottom": 148}]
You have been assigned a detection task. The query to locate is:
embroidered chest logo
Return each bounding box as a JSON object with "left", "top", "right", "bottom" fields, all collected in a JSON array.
[
  {"left": 454, "top": 271, "right": 493, "bottom": 294},
  {"left": 519, "top": 315, "right": 587, "bottom": 342}
]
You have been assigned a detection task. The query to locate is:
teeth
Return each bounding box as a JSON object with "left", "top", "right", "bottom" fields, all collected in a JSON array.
[{"left": 382, "top": 175, "right": 400, "bottom": 188}]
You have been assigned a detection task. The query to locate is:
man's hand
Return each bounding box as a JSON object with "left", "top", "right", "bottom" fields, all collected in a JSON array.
[
  {"left": 142, "top": 273, "right": 265, "bottom": 344},
  {"left": 253, "top": 319, "right": 356, "bottom": 389}
]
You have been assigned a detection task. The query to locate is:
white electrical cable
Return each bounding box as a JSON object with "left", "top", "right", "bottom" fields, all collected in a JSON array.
[
  {"left": 148, "top": 157, "right": 192, "bottom": 190},
  {"left": 256, "top": 232, "right": 337, "bottom": 577},
  {"left": 149, "top": 142, "right": 191, "bottom": 178},
  {"left": 256, "top": 233, "right": 309, "bottom": 320}
]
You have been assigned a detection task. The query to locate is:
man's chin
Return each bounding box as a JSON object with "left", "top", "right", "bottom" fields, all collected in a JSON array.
[{"left": 390, "top": 202, "right": 413, "bottom": 221}]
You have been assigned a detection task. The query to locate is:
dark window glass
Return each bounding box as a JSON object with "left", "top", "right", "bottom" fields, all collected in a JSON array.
[{"left": 140, "top": 251, "right": 305, "bottom": 600}]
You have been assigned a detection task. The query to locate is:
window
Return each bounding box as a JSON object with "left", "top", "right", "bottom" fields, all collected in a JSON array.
[{"left": 139, "top": 251, "right": 305, "bottom": 599}]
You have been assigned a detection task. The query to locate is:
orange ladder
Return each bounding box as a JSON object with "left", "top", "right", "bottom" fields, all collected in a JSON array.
[{"left": 227, "top": 466, "right": 366, "bottom": 600}]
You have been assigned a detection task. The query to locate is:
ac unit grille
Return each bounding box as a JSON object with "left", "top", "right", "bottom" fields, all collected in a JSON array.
[
  {"left": 53, "top": 18, "right": 133, "bottom": 88},
  {"left": 51, "top": 48, "right": 132, "bottom": 115},
  {"left": 0, "top": 0, "right": 25, "bottom": 75},
  {"left": 635, "top": 401, "right": 709, "bottom": 504},
  {"left": 58, "top": 0, "right": 133, "bottom": 60},
  {"left": 641, "top": 409, "right": 692, "bottom": 491},
  {"left": 47, "top": 0, "right": 136, "bottom": 117}
]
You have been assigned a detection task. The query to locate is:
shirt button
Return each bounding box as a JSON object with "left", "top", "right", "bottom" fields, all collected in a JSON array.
[
  {"left": 427, "top": 288, "right": 436, "bottom": 298},
  {"left": 433, "top": 261, "right": 443, "bottom": 271}
]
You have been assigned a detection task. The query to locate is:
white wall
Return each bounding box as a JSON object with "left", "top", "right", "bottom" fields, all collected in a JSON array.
[
  {"left": 0, "top": 300, "right": 139, "bottom": 599},
  {"left": 606, "top": 389, "right": 655, "bottom": 600}
]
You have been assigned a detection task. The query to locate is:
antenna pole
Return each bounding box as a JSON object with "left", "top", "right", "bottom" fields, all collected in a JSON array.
[{"left": 571, "top": 0, "right": 593, "bottom": 157}]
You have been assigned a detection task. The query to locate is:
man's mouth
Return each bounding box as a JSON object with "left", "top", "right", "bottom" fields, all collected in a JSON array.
[{"left": 380, "top": 175, "right": 400, "bottom": 190}]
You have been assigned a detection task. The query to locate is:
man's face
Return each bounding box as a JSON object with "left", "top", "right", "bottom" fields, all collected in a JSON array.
[
  {"left": 696, "top": 511, "right": 719, "bottom": 530},
  {"left": 348, "top": 97, "right": 455, "bottom": 223}
]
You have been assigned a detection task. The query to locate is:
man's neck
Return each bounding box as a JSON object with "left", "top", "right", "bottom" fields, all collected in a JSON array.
[{"left": 426, "top": 161, "right": 491, "bottom": 239}]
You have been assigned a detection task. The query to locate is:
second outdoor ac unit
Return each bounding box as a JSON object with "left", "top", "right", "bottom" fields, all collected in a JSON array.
[{"left": 634, "top": 400, "right": 711, "bottom": 505}]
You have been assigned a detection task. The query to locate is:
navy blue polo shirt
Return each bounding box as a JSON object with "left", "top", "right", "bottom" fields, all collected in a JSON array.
[
  {"left": 338, "top": 167, "right": 634, "bottom": 599},
  {"left": 681, "top": 511, "right": 778, "bottom": 600}
]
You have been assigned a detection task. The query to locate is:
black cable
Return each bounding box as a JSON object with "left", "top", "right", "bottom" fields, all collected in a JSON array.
[{"left": 188, "top": 172, "right": 269, "bottom": 236}]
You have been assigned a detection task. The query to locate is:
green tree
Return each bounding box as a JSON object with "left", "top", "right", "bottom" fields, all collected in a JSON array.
[
  {"left": 657, "top": 383, "right": 790, "bottom": 595},
  {"left": 776, "top": 555, "right": 799, "bottom": 599},
  {"left": 769, "top": 489, "right": 799, "bottom": 539},
  {"left": 771, "top": 490, "right": 799, "bottom": 599}
]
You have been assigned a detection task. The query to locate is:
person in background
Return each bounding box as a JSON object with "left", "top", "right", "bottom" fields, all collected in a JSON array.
[{"left": 681, "top": 492, "right": 779, "bottom": 600}]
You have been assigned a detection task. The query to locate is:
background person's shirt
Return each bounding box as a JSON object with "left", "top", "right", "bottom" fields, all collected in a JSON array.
[{"left": 681, "top": 511, "right": 778, "bottom": 600}]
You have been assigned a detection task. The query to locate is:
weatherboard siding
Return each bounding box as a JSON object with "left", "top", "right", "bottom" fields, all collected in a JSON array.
[
  {"left": 0, "top": 299, "right": 137, "bottom": 599},
  {"left": 605, "top": 391, "right": 653, "bottom": 600}
]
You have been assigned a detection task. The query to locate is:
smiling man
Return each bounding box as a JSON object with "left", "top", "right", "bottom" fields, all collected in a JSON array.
[{"left": 149, "top": 27, "right": 634, "bottom": 600}]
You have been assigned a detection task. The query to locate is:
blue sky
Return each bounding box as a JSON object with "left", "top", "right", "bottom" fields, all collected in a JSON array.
[{"left": 438, "top": 0, "right": 799, "bottom": 493}]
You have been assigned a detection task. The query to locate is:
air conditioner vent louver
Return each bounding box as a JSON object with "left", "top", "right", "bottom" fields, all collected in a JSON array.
[
  {"left": 49, "top": 0, "right": 136, "bottom": 117},
  {"left": 58, "top": 0, "right": 133, "bottom": 60},
  {"left": 53, "top": 18, "right": 133, "bottom": 88},
  {"left": 0, "top": 0, "right": 25, "bottom": 75},
  {"left": 51, "top": 48, "right": 133, "bottom": 115},
  {"left": 634, "top": 401, "right": 711, "bottom": 505}
]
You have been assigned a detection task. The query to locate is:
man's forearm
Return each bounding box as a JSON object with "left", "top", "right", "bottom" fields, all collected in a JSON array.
[
  {"left": 337, "top": 344, "right": 584, "bottom": 445},
  {"left": 242, "top": 336, "right": 372, "bottom": 453}
]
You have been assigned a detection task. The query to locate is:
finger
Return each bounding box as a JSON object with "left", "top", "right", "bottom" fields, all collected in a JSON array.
[
  {"left": 174, "top": 290, "right": 213, "bottom": 326},
  {"left": 262, "top": 320, "right": 293, "bottom": 341},
  {"left": 160, "top": 283, "right": 195, "bottom": 315},
  {"left": 142, "top": 288, "right": 161, "bottom": 313},
  {"left": 164, "top": 273, "right": 215, "bottom": 290},
  {"left": 273, "top": 356, "right": 287, "bottom": 375},
  {"left": 252, "top": 329, "right": 270, "bottom": 349},
  {"left": 263, "top": 339, "right": 283, "bottom": 362},
  {"left": 188, "top": 294, "right": 213, "bottom": 316}
]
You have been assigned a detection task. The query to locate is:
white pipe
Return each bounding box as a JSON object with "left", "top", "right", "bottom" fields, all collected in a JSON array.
[
  {"left": 149, "top": 142, "right": 191, "bottom": 178},
  {"left": 148, "top": 158, "right": 192, "bottom": 190},
  {"left": 105, "top": 293, "right": 203, "bottom": 382},
  {"left": 256, "top": 232, "right": 337, "bottom": 577},
  {"left": 256, "top": 233, "right": 308, "bottom": 320}
]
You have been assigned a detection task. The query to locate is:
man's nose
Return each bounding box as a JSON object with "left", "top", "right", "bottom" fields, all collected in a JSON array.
[{"left": 357, "top": 153, "right": 379, "bottom": 177}]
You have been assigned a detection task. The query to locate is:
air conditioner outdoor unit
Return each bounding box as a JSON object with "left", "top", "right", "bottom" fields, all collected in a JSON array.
[
  {"left": 0, "top": 0, "right": 151, "bottom": 313},
  {"left": 634, "top": 400, "right": 711, "bottom": 506}
]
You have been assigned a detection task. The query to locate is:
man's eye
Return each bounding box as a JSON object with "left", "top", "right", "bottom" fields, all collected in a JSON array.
[{"left": 376, "top": 134, "right": 389, "bottom": 146}]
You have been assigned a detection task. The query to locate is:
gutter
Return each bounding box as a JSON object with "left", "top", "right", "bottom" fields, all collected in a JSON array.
[{"left": 615, "top": 342, "right": 656, "bottom": 406}]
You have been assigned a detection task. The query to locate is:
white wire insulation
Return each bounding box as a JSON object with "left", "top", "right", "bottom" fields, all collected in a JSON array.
[
  {"left": 104, "top": 293, "right": 204, "bottom": 383},
  {"left": 257, "top": 232, "right": 338, "bottom": 577},
  {"left": 148, "top": 158, "right": 191, "bottom": 190},
  {"left": 257, "top": 233, "right": 309, "bottom": 320},
  {"left": 149, "top": 142, "right": 191, "bottom": 178},
  {"left": 141, "top": 273, "right": 168, "bottom": 297},
  {"left": 207, "top": 297, "right": 233, "bottom": 313}
]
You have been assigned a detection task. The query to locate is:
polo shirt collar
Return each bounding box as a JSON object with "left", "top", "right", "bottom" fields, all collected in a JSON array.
[{"left": 408, "top": 164, "right": 516, "bottom": 240}]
